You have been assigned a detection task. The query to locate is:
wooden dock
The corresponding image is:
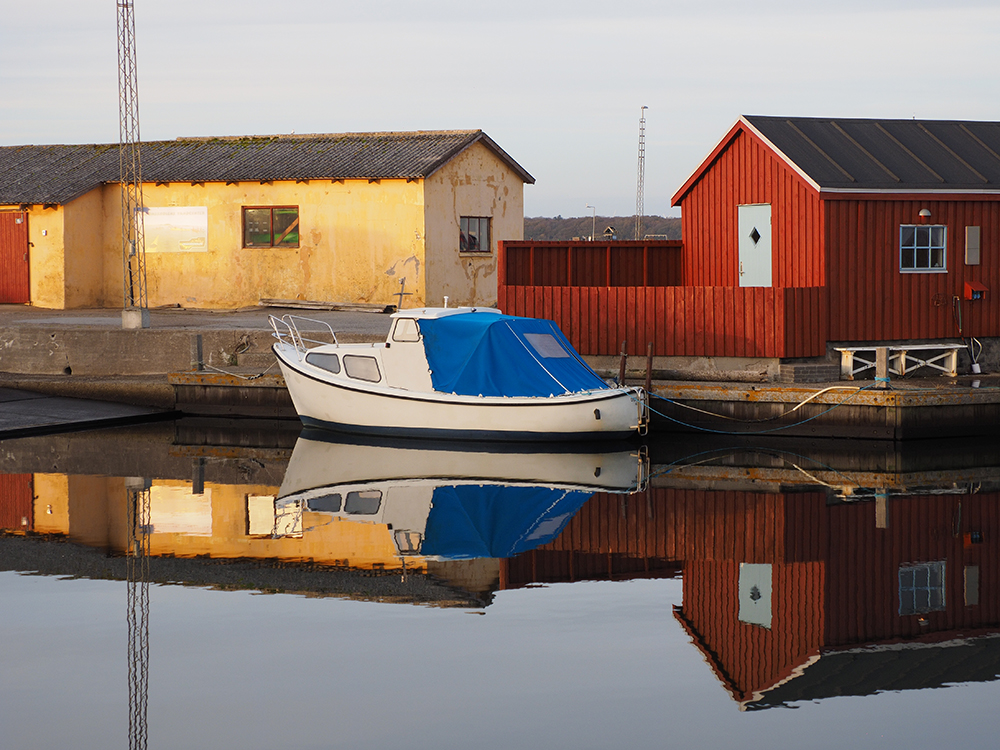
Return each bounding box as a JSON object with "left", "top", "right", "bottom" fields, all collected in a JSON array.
[{"left": 649, "top": 380, "right": 1000, "bottom": 439}]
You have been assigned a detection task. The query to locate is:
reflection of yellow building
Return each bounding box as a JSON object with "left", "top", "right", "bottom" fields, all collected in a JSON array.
[
  {"left": 31, "top": 474, "right": 432, "bottom": 573},
  {"left": 1, "top": 131, "right": 532, "bottom": 308}
]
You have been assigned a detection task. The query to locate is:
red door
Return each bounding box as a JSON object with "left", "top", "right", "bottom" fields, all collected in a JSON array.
[
  {"left": 0, "top": 212, "right": 30, "bottom": 303},
  {"left": 0, "top": 474, "right": 34, "bottom": 531}
]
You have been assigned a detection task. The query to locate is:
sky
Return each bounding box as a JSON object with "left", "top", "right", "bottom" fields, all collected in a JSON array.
[{"left": 2, "top": 0, "right": 999, "bottom": 218}]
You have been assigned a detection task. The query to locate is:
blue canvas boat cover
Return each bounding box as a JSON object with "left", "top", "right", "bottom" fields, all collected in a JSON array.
[
  {"left": 421, "top": 484, "right": 593, "bottom": 560},
  {"left": 418, "top": 311, "right": 611, "bottom": 397}
]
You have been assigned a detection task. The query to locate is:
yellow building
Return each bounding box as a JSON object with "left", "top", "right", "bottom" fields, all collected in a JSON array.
[{"left": 0, "top": 130, "right": 533, "bottom": 309}]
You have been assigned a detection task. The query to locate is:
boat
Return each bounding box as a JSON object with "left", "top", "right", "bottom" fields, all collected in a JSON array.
[
  {"left": 270, "top": 307, "right": 648, "bottom": 440},
  {"left": 268, "top": 431, "right": 648, "bottom": 559}
]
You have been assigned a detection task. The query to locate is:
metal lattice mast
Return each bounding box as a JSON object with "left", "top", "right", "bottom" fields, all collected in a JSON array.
[
  {"left": 117, "top": 0, "right": 149, "bottom": 326},
  {"left": 126, "top": 483, "right": 151, "bottom": 750},
  {"left": 634, "top": 106, "right": 648, "bottom": 241}
]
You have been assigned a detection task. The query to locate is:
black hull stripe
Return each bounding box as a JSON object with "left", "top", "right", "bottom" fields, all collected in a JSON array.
[{"left": 299, "top": 416, "right": 637, "bottom": 443}]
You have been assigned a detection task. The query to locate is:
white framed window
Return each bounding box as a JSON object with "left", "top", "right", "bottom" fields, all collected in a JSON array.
[
  {"left": 343, "top": 354, "right": 381, "bottom": 382},
  {"left": 900, "top": 224, "right": 946, "bottom": 272},
  {"left": 899, "top": 561, "right": 946, "bottom": 615}
]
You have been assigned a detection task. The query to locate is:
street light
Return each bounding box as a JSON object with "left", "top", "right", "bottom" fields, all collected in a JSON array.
[{"left": 585, "top": 204, "right": 596, "bottom": 241}]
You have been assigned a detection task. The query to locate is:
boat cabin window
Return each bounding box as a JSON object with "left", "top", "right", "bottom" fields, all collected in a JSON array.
[
  {"left": 343, "top": 355, "right": 381, "bottom": 382},
  {"left": 307, "top": 493, "right": 342, "bottom": 513},
  {"left": 524, "top": 333, "right": 570, "bottom": 359},
  {"left": 345, "top": 490, "right": 381, "bottom": 515},
  {"left": 305, "top": 352, "right": 341, "bottom": 373},
  {"left": 392, "top": 318, "right": 421, "bottom": 342}
]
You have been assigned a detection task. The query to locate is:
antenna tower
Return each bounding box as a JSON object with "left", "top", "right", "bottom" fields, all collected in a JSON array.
[
  {"left": 117, "top": 0, "right": 149, "bottom": 328},
  {"left": 126, "top": 481, "right": 151, "bottom": 750},
  {"left": 634, "top": 106, "right": 648, "bottom": 241}
]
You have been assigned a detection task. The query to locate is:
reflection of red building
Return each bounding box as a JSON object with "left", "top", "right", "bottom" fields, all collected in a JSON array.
[
  {"left": 0, "top": 474, "right": 33, "bottom": 532},
  {"left": 503, "top": 487, "right": 1000, "bottom": 707}
]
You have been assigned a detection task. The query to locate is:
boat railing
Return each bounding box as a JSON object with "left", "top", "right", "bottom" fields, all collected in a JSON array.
[
  {"left": 635, "top": 444, "right": 650, "bottom": 492},
  {"left": 269, "top": 315, "right": 338, "bottom": 358},
  {"left": 636, "top": 386, "right": 649, "bottom": 437}
]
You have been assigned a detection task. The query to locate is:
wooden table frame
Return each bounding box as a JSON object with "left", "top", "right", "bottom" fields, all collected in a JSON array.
[{"left": 835, "top": 344, "right": 964, "bottom": 380}]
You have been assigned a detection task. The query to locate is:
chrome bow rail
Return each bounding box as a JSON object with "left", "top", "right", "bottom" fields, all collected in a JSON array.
[{"left": 269, "top": 315, "right": 338, "bottom": 361}]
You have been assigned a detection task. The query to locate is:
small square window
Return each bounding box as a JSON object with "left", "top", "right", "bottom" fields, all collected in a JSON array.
[
  {"left": 460, "top": 216, "right": 491, "bottom": 253},
  {"left": 900, "top": 224, "right": 946, "bottom": 272},
  {"left": 243, "top": 206, "right": 299, "bottom": 248},
  {"left": 899, "top": 561, "right": 946, "bottom": 615}
]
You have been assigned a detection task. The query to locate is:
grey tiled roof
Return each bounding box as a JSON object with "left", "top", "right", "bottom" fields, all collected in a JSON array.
[
  {"left": 0, "top": 130, "right": 534, "bottom": 205},
  {"left": 745, "top": 115, "right": 1000, "bottom": 191}
]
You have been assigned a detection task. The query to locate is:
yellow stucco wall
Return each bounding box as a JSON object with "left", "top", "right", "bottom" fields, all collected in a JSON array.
[
  {"left": 63, "top": 190, "right": 108, "bottom": 307},
  {"left": 1, "top": 204, "right": 68, "bottom": 309},
  {"left": 98, "top": 179, "right": 428, "bottom": 309},
  {"left": 423, "top": 141, "right": 525, "bottom": 307},
  {"left": 32, "top": 474, "right": 70, "bottom": 534}
]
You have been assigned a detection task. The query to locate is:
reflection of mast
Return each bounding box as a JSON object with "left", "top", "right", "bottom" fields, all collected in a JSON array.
[{"left": 126, "top": 479, "right": 151, "bottom": 750}]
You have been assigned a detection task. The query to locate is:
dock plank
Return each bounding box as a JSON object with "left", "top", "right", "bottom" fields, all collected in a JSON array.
[{"left": 0, "top": 390, "right": 169, "bottom": 439}]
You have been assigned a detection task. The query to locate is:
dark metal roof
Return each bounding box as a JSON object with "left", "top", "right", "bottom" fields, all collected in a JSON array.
[
  {"left": 744, "top": 115, "right": 1000, "bottom": 191},
  {"left": 747, "top": 633, "right": 1000, "bottom": 710},
  {"left": 0, "top": 130, "right": 534, "bottom": 205}
]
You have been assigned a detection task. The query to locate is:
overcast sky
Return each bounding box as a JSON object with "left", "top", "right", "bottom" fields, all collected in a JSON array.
[{"left": 2, "top": 0, "right": 998, "bottom": 217}]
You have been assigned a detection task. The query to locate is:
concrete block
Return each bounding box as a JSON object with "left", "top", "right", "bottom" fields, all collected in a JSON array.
[{"left": 122, "top": 308, "right": 151, "bottom": 329}]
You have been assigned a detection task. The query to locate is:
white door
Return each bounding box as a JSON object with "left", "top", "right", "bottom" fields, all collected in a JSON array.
[{"left": 738, "top": 204, "right": 772, "bottom": 288}]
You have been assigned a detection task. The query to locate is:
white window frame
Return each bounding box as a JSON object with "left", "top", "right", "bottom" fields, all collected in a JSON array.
[
  {"left": 899, "top": 561, "right": 946, "bottom": 615},
  {"left": 900, "top": 224, "right": 947, "bottom": 273}
]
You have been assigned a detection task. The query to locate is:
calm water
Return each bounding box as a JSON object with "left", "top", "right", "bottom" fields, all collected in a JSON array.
[{"left": 2, "top": 421, "right": 999, "bottom": 749}]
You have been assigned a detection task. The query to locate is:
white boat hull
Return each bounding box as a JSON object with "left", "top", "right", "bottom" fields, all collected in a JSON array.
[{"left": 274, "top": 342, "right": 645, "bottom": 441}]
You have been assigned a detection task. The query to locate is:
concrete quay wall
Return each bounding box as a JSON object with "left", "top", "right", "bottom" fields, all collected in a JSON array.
[{"left": 0, "top": 326, "right": 278, "bottom": 377}]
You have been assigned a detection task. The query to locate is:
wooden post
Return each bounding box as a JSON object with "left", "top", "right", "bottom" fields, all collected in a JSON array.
[
  {"left": 618, "top": 340, "right": 627, "bottom": 385},
  {"left": 645, "top": 341, "right": 653, "bottom": 393},
  {"left": 875, "top": 347, "right": 889, "bottom": 389}
]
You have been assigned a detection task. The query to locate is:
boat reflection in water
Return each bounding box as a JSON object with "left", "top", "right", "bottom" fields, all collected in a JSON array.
[
  {"left": 0, "top": 422, "right": 649, "bottom": 605},
  {"left": 273, "top": 429, "right": 648, "bottom": 562}
]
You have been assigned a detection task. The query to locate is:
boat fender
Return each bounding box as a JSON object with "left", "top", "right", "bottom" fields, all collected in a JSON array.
[{"left": 594, "top": 409, "right": 601, "bottom": 420}]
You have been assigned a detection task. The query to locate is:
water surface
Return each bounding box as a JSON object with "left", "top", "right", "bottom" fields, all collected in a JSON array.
[{"left": 2, "top": 421, "right": 999, "bottom": 749}]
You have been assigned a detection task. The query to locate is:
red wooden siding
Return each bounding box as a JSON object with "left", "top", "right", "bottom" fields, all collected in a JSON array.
[
  {"left": 824, "top": 492, "right": 1000, "bottom": 646},
  {"left": 499, "top": 240, "right": 683, "bottom": 287},
  {"left": 678, "top": 560, "right": 825, "bottom": 702},
  {"left": 0, "top": 212, "right": 30, "bottom": 304},
  {"left": 826, "top": 197, "right": 1000, "bottom": 341},
  {"left": 498, "top": 284, "right": 827, "bottom": 358},
  {"left": 678, "top": 129, "right": 825, "bottom": 288},
  {"left": 537, "top": 488, "right": 831, "bottom": 563},
  {"left": 492, "top": 485, "right": 1000, "bottom": 700},
  {"left": 0, "top": 474, "right": 34, "bottom": 531}
]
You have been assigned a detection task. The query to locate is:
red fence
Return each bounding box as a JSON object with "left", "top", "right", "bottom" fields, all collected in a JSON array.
[
  {"left": 498, "top": 284, "right": 827, "bottom": 358},
  {"left": 499, "top": 239, "right": 826, "bottom": 358},
  {"left": 500, "top": 240, "right": 683, "bottom": 287}
]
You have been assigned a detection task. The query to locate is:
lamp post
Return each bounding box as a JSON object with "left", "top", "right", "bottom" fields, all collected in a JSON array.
[{"left": 585, "top": 204, "right": 596, "bottom": 241}]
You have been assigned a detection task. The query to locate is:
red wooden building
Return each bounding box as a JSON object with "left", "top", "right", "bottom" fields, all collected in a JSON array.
[
  {"left": 499, "top": 117, "right": 1000, "bottom": 374},
  {"left": 501, "top": 485, "right": 1000, "bottom": 708}
]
